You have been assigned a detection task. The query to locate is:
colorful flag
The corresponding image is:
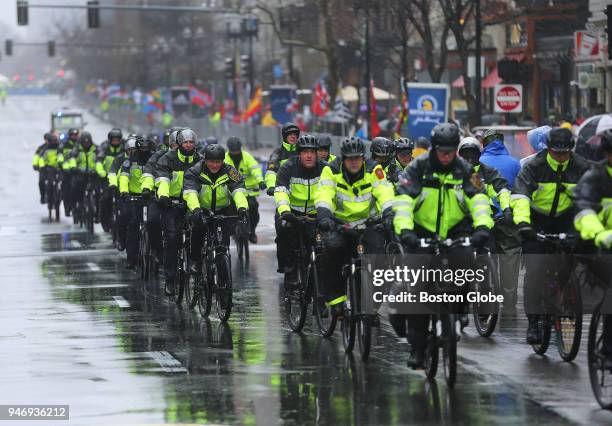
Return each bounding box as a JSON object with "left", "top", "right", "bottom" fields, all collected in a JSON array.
[
  {"left": 311, "top": 80, "right": 329, "bottom": 116},
  {"left": 395, "top": 90, "right": 408, "bottom": 134},
  {"left": 242, "top": 87, "right": 262, "bottom": 122},
  {"left": 189, "top": 85, "right": 212, "bottom": 108}
]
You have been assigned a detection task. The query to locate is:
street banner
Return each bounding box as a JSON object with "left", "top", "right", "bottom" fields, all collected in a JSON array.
[
  {"left": 404, "top": 82, "right": 450, "bottom": 139},
  {"left": 270, "top": 85, "right": 293, "bottom": 124}
]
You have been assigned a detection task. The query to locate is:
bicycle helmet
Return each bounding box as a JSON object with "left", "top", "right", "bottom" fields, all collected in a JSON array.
[
  {"left": 415, "top": 136, "right": 430, "bottom": 149},
  {"left": 162, "top": 129, "right": 172, "bottom": 146},
  {"left": 340, "top": 136, "right": 365, "bottom": 158},
  {"left": 137, "top": 136, "right": 154, "bottom": 151},
  {"left": 281, "top": 122, "right": 300, "bottom": 140},
  {"left": 431, "top": 123, "right": 460, "bottom": 151},
  {"left": 177, "top": 128, "right": 198, "bottom": 145},
  {"left": 204, "top": 143, "right": 226, "bottom": 161},
  {"left": 370, "top": 137, "right": 393, "bottom": 157},
  {"left": 394, "top": 137, "right": 415, "bottom": 153},
  {"left": 44, "top": 132, "right": 52, "bottom": 141},
  {"left": 125, "top": 136, "right": 138, "bottom": 151},
  {"left": 226, "top": 136, "right": 242, "bottom": 152},
  {"left": 546, "top": 127, "right": 574, "bottom": 152},
  {"left": 297, "top": 134, "right": 318, "bottom": 151},
  {"left": 458, "top": 137, "right": 482, "bottom": 153},
  {"left": 79, "top": 131, "right": 93, "bottom": 146},
  {"left": 205, "top": 136, "right": 218, "bottom": 145},
  {"left": 317, "top": 134, "right": 332, "bottom": 149},
  {"left": 108, "top": 128, "right": 122, "bottom": 141}
]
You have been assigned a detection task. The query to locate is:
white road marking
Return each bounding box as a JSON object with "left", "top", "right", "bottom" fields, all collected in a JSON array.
[
  {"left": 146, "top": 351, "right": 187, "bottom": 373},
  {"left": 112, "top": 296, "right": 130, "bottom": 308},
  {"left": 86, "top": 262, "right": 100, "bottom": 272}
]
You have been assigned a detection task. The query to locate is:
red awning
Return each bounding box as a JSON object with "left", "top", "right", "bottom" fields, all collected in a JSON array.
[
  {"left": 452, "top": 75, "right": 464, "bottom": 88},
  {"left": 506, "top": 53, "right": 525, "bottom": 62},
  {"left": 481, "top": 67, "right": 501, "bottom": 88}
]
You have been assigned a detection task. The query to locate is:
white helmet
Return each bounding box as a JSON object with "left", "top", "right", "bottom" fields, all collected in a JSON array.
[{"left": 458, "top": 136, "right": 482, "bottom": 153}]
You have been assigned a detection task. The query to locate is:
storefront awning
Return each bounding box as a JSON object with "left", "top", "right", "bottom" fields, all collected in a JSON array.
[
  {"left": 481, "top": 67, "right": 501, "bottom": 88},
  {"left": 452, "top": 75, "right": 464, "bottom": 88}
]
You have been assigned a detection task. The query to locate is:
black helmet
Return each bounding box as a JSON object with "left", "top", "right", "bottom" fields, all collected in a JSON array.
[
  {"left": 79, "top": 131, "right": 93, "bottom": 145},
  {"left": 416, "top": 136, "right": 430, "bottom": 149},
  {"left": 431, "top": 123, "right": 460, "bottom": 151},
  {"left": 394, "top": 137, "right": 415, "bottom": 153},
  {"left": 204, "top": 143, "right": 226, "bottom": 161},
  {"left": 281, "top": 122, "right": 300, "bottom": 140},
  {"left": 48, "top": 134, "right": 59, "bottom": 147},
  {"left": 125, "top": 136, "right": 138, "bottom": 151},
  {"left": 169, "top": 130, "right": 181, "bottom": 146},
  {"left": 317, "top": 134, "right": 332, "bottom": 149},
  {"left": 44, "top": 132, "right": 52, "bottom": 141},
  {"left": 68, "top": 128, "right": 79, "bottom": 137},
  {"left": 205, "top": 136, "right": 218, "bottom": 145},
  {"left": 483, "top": 128, "right": 504, "bottom": 146},
  {"left": 370, "top": 137, "right": 393, "bottom": 157},
  {"left": 137, "top": 136, "right": 154, "bottom": 151},
  {"left": 177, "top": 128, "right": 198, "bottom": 145},
  {"left": 546, "top": 127, "right": 574, "bottom": 152},
  {"left": 226, "top": 136, "right": 242, "bottom": 152},
  {"left": 297, "top": 134, "right": 318, "bottom": 151},
  {"left": 341, "top": 136, "right": 365, "bottom": 158},
  {"left": 148, "top": 132, "right": 160, "bottom": 145},
  {"left": 601, "top": 128, "right": 612, "bottom": 152},
  {"left": 108, "top": 128, "right": 122, "bottom": 141}
]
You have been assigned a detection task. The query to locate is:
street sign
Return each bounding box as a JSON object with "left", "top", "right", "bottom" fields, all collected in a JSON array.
[
  {"left": 404, "top": 82, "right": 450, "bottom": 139},
  {"left": 575, "top": 31, "right": 600, "bottom": 62},
  {"left": 494, "top": 84, "right": 522, "bottom": 113}
]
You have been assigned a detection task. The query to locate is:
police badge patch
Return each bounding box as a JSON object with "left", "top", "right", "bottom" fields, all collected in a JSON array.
[{"left": 228, "top": 167, "right": 241, "bottom": 182}]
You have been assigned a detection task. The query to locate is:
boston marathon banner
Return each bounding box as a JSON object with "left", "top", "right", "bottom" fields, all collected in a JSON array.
[{"left": 403, "top": 82, "right": 450, "bottom": 139}]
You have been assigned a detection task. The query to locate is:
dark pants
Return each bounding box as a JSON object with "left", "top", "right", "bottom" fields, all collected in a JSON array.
[
  {"left": 274, "top": 212, "right": 316, "bottom": 272},
  {"left": 124, "top": 198, "right": 143, "bottom": 265},
  {"left": 146, "top": 198, "right": 163, "bottom": 256},
  {"left": 190, "top": 207, "right": 235, "bottom": 262},
  {"left": 318, "top": 226, "right": 386, "bottom": 303},
  {"left": 161, "top": 203, "right": 186, "bottom": 281},
  {"left": 100, "top": 181, "right": 113, "bottom": 231},
  {"left": 522, "top": 211, "right": 576, "bottom": 315},
  {"left": 70, "top": 173, "right": 87, "bottom": 209},
  {"left": 493, "top": 219, "right": 521, "bottom": 302},
  {"left": 61, "top": 171, "right": 73, "bottom": 212},
  {"left": 247, "top": 196, "right": 260, "bottom": 235},
  {"left": 38, "top": 168, "right": 46, "bottom": 201},
  {"left": 116, "top": 197, "right": 128, "bottom": 250}
]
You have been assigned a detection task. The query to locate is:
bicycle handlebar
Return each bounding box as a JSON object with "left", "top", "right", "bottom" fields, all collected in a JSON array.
[
  {"left": 418, "top": 236, "right": 472, "bottom": 249},
  {"left": 536, "top": 232, "right": 577, "bottom": 241}
]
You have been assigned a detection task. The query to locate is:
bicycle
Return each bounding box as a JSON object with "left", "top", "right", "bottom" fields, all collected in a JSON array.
[
  {"left": 281, "top": 215, "right": 328, "bottom": 333},
  {"left": 82, "top": 172, "right": 99, "bottom": 235},
  {"left": 138, "top": 197, "right": 153, "bottom": 281},
  {"left": 329, "top": 216, "right": 383, "bottom": 361},
  {"left": 417, "top": 236, "right": 473, "bottom": 388},
  {"left": 233, "top": 215, "right": 250, "bottom": 260},
  {"left": 470, "top": 246, "right": 501, "bottom": 337},
  {"left": 44, "top": 168, "right": 62, "bottom": 222},
  {"left": 190, "top": 213, "right": 237, "bottom": 322},
  {"left": 586, "top": 251, "right": 612, "bottom": 409},
  {"left": 169, "top": 199, "right": 188, "bottom": 307},
  {"left": 529, "top": 233, "right": 582, "bottom": 362}
]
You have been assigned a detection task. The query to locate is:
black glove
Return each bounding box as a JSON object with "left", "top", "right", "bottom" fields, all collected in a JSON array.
[
  {"left": 518, "top": 222, "right": 536, "bottom": 240},
  {"left": 258, "top": 181, "right": 266, "bottom": 191},
  {"left": 189, "top": 208, "right": 204, "bottom": 226},
  {"left": 266, "top": 187, "right": 275, "bottom": 196},
  {"left": 33, "top": 165, "right": 39, "bottom": 171},
  {"left": 159, "top": 196, "right": 172, "bottom": 208},
  {"left": 471, "top": 226, "right": 491, "bottom": 247},
  {"left": 238, "top": 207, "right": 248, "bottom": 222},
  {"left": 503, "top": 208, "right": 514, "bottom": 225},
  {"left": 382, "top": 209, "right": 395, "bottom": 234},
  {"left": 141, "top": 188, "right": 151, "bottom": 201},
  {"left": 400, "top": 230, "right": 419, "bottom": 248},
  {"left": 317, "top": 217, "right": 336, "bottom": 232},
  {"left": 280, "top": 211, "right": 296, "bottom": 228}
]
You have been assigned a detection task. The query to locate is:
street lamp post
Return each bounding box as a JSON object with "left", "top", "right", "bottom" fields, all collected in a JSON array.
[{"left": 475, "top": 0, "right": 482, "bottom": 125}]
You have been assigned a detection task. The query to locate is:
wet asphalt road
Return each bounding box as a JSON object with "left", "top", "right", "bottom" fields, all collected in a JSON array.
[{"left": 1, "top": 95, "right": 611, "bottom": 425}]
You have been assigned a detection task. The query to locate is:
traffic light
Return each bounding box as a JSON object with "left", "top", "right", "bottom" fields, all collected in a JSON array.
[
  {"left": 224, "top": 57, "right": 235, "bottom": 79},
  {"left": 47, "top": 41, "right": 55, "bottom": 57},
  {"left": 5, "top": 40, "right": 12, "bottom": 56},
  {"left": 607, "top": 5, "right": 612, "bottom": 60},
  {"left": 240, "top": 54, "right": 251, "bottom": 79},
  {"left": 17, "top": 1, "right": 28, "bottom": 26},
  {"left": 87, "top": 1, "right": 100, "bottom": 28}
]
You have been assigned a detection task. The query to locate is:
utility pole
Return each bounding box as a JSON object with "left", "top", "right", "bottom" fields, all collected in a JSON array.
[
  {"left": 364, "top": 9, "right": 371, "bottom": 139},
  {"left": 475, "top": 0, "right": 482, "bottom": 126}
]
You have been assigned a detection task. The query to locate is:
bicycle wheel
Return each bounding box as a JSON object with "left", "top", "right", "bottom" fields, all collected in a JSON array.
[
  {"left": 312, "top": 258, "right": 337, "bottom": 337},
  {"left": 532, "top": 315, "right": 552, "bottom": 355},
  {"left": 85, "top": 192, "right": 95, "bottom": 234},
  {"left": 183, "top": 256, "right": 193, "bottom": 309},
  {"left": 442, "top": 315, "right": 458, "bottom": 387},
  {"left": 196, "top": 259, "right": 212, "bottom": 317},
  {"left": 424, "top": 317, "right": 439, "bottom": 381},
  {"left": 341, "top": 274, "right": 356, "bottom": 353},
  {"left": 588, "top": 305, "right": 612, "bottom": 409},
  {"left": 555, "top": 272, "right": 583, "bottom": 362},
  {"left": 356, "top": 271, "right": 372, "bottom": 361},
  {"left": 472, "top": 254, "right": 501, "bottom": 337},
  {"left": 139, "top": 227, "right": 148, "bottom": 280},
  {"left": 173, "top": 246, "right": 187, "bottom": 306},
  {"left": 285, "top": 262, "right": 309, "bottom": 333},
  {"left": 215, "top": 252, "right": 233, "bottom": 322}
]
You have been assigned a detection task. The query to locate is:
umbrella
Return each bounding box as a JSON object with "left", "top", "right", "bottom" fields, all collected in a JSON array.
[{"left": 575, "top": 114, "right": 611, "bottom": 161}]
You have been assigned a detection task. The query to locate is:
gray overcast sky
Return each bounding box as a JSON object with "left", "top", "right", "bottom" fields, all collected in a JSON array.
[{"left": 0, "top": 0, "right": 82, "bottom": 39}]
